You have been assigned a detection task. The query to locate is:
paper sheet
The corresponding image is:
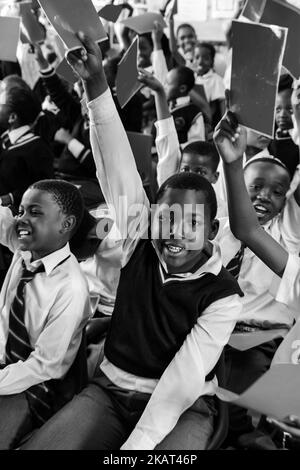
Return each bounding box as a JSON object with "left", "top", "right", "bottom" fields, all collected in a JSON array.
[
  {"left": 230, "top": 20, "right": 287, "bottom": 138},
  {"left": 116, "top": 37, "right": 142, "bottom": 109},
  {"left": 217, "top": 364, "right": 300, "bottom": 420},
  {"left": 38, "top": 0, "right": 107, "bottom": 51}
]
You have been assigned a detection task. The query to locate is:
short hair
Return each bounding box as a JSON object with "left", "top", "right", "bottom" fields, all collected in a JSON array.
[
  {"left": 156, "top": 172, "right": 217, "bottom": 220},
  {"left": 5, "top": 86, "right": 41, "bottom": 125},
  {"left": 1, "top": 75, "right": 31, "bottom": 92},
  {"left": 176, "top": 23, "right": 196, "bottom": 38},
  {"left": 182, "top": 141, "right": 220, "bottom": 172},
  {"left": 244, "top": 155, "right": 291, "bottom": 179},
  {"left": 278, "top": 73, "right": 293, "bottom": 93},
  {"left": 29, "top": 180, "right": 84, "bottom": 233},
  {"left": 172, "top": 66, "right": 195, "bottom": 93},
  {"left": 195, "top": 42, "right": 216, "bottom": 63}
]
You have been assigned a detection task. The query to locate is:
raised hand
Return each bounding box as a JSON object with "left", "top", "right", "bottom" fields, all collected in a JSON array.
[
  {"left": 214, "top": 111, "right": 247, "bottom": 164},
  {"left": 66, "top": 32, "right": 104, "bottom": 83},
  {"left": 66, "top": 32, "right": 107, "bottom": 101},
  {"left": 138, "top": 68, "right": 164, "bottom": 94}
]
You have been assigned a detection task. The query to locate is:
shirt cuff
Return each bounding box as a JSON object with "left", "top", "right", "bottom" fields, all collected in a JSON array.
[
  {"left": 270, "top": 253, "right": 300, "bottom": 308},
  {"left": 87, "top": 88, "right": 115, "bottom": 125},
  {"left": 155, "top": 117, "right": 176, "bottom": 137},
  {"left": 67, "top": 138, "right": 85, "bottom": 159},
  {"left": 121, "top": 428, "right": 156, "bottom": 451}
]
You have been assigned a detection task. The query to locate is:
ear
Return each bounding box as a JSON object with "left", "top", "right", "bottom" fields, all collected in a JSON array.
[
  {"left": 8, "top": 112, "right": 18, "bottom": 125},
  {"left": 179, "top": 84, "right": 188, "bottom": 95},
  {"left": 211, "top": 171, "right": 219, "bottom": 184},
  {"left": 208, "top": 218, "right": 219, "bottom": 241},
  {"left": 61, "top": 215, "right": 77, "bottom": 234}
]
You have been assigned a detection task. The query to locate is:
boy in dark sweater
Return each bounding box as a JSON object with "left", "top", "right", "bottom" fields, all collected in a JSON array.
[{"left": 23, "top": 33, "right": 242, "bottom": 451}]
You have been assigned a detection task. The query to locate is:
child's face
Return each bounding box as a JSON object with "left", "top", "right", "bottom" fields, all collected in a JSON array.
[
  {"left": 177, "top": 26, "right": 196, "bottom": 54},
  {"left": 180, "top": 153, "right": 219, "bottom": 184},
  {"left": 194, "top": 46, "right": 213, "bottom": 76},
  {"left": 152, "top": 188, "right": 218, "bottom": 274},
  {"left": 16, "top": 189, "right": 73, "bottom": 261},
  {"left": 244, "top": 162, "right": 290, "bottom": 225},
  {"left": 165, "top": 69, "right": 183, "bottom": 101},
  {"left": 137, "top": 37, "right": 153, "bottom": 68},
  {"left": 275, "top": 89, "right": 293, "bottom": 131},
  {"left": 246, "top": 129, "right": 271, "bottom": 150}
]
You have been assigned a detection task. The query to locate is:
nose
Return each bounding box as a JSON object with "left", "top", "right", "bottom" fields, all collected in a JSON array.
[
  {"left": 257, "top": 188, "right": 271, "bottom": 202},
  {"left": 170, "top": 219, "right": 184, "bottom": 239}
]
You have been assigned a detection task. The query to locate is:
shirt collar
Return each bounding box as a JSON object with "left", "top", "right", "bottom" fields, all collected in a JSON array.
[
  {"left": 152, "top": 240, "right": 222, "bottom": 280},
  {"left": 21, "top": 243, "right": 71, "bottom": 276},
  {"left": 175, "top": 96, "right": 191, "bottom": 107},
  {"left": 8, "top": 125, "right": 31, "bottom": 145},
  {"left": 199, "top": 69, "right": 214, "bottom": 79}
]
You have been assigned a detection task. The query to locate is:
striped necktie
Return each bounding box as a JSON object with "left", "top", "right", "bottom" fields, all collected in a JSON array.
[
  {"left": 5, "top": 260, "right": 55, "bottom": 426},
  {"left": 226, "top": 243, "right": 246, "bottom": 280}
]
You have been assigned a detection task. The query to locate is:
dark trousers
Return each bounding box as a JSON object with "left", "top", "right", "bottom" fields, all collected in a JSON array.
[
  {"left": 21, "top": 371, "right": 216, "bottom": 450},
  {"left": 0, "top": 393, "right": 33, "bottom": 449},
  {"left": 225, "top": 338, "right": 282, "bottom": 443}
]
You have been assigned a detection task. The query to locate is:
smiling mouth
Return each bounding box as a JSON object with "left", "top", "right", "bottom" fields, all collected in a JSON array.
[
  {"left": 253, "top": 204, "right": 269, "bottom": 217},
  {"left": 164, "top": 244, "right": 185, "bottom": 255},
  {"left": 17, "top": 229, "right": 32, "bottom": 239}
]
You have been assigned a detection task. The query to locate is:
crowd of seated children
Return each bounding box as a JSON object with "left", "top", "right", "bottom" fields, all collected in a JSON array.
[
  {"left": 1, "top": 1, "right": 300, "bottom": 451},
  {"left": 19, "top": 32, "right": 243, "bottom": 451},
  {"left": 0, "top": 179, "right": 90, "bottom": 449}
]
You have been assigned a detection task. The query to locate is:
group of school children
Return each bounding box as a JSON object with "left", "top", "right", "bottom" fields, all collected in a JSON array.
[{"left": 0, "top": 1, "right": 300, "bottom": 451}]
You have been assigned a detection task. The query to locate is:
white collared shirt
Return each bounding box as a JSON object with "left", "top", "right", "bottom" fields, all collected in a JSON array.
[
  {"left": 195, "top": 69, "right": 225, "bottom": 103},
  {"left": 8, "top": 125, "right": 31, "bottom": 145},
  {"left": 88, "top": 88, "right": 242, "bottom": 450},
  {"left": 0, "top": 208, "right": 91, "bottom": 394}
]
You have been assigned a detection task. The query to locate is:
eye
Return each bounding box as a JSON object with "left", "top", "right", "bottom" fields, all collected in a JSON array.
[
  {"left": 30, "top": 210, "right": 42, "bottom": 217},
  {"left": 250, "top": 184, "right": 261, "bottom": 191},
  {"left": 180, "top": 166, "right": 190, "bottom": 173},
  {"left": 274, "top": 190, "right": 284, "bottom": 197}
]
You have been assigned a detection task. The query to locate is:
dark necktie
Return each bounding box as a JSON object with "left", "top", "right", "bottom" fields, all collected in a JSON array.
[
  {"left": 226, "top": 243, "right": 246, "bottom": 280},
  {"left": 5, "top": 260, "right": 55, "bottom": 426}
]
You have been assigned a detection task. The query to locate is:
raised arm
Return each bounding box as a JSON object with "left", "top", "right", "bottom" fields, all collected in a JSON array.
[
  {"left": 214, "top": 112, "right": 288, "bottom": 277},
  {"left": 138, "top": 70, "right": 181, "bottom": 187},
  {"left": 67, "top": 33, "right": 149, "bottom": 259}
]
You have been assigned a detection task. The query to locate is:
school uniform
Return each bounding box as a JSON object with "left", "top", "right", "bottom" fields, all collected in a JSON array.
[
  {"left": 269, "top": 129, "right": 299, "bottom": 178},
  {"left": 0, "top": 205, "right": 91, "bottom": 448},
  {"left": 195, "top": 69, "right": 225, "bottom": 104},
  {"left": 0, "top": 126, "right": 54, "bottom": 209},
  {"left": 155, "top": 116, "right": 227, "bottom": 218},
  {"left": 23, "top": 88, "right": 243, "bottom": 451},
  {"left": 170, "top": 96, "right": 205, "bottom": 144}
]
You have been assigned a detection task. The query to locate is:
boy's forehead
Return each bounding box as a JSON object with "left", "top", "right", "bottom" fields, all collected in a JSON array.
[
  {"left": 182, "top": 152, "right": 210, "bottom": 164},
  {"left": 158, "top": 187, "right": 209, "bottom": 206},
  {"left": 245, "top": 161, "right": 290, "bottom": 184},
  {"left": 21, "top": 188, "right": 60, "bottom": 209}
]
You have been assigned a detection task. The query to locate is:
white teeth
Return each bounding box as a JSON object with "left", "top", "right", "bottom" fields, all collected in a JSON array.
[
  {"left": 255, "top": 205, "right": 267, "bottom": 213},
  {"left": 18, "top": 230, "right": 30, "bottom": 238},
  {"left": 166, "top": 245, "right": 183, "bottom": 254}
]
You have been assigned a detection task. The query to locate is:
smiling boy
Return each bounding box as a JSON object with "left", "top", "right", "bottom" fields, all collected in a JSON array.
[
  {"left": 0, "top": 179, "right": 90, "bottom": 449},
  {"left": 22, "top": 33, "right": 243, "bottom": 451}
]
